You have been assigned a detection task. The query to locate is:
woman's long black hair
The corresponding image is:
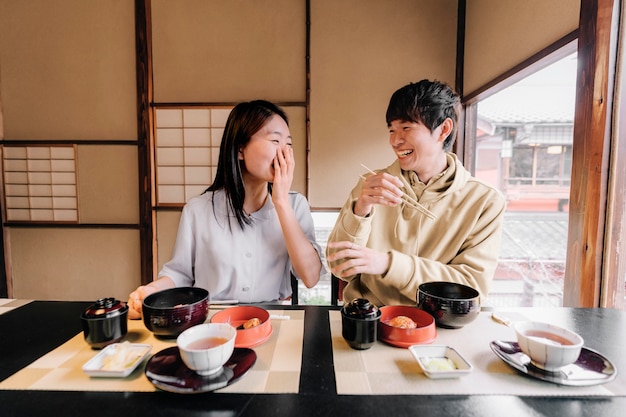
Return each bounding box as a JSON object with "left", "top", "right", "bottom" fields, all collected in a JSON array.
[{"left": 207, "top": 100, "right": 289, "bottom": 229}]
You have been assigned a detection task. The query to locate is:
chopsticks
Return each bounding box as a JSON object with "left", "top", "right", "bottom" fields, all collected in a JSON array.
[
  {"left": 360, "top": 164, "right": 436, "bottom": 220},
  {"left": 210, "top": 299, "right": 239, "bottom": 305}
]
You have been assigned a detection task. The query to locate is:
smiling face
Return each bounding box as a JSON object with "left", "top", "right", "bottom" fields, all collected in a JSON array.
[
  {"left": 388, "top": 119, "right": 450, "bottom": 179},
  {"left": 239, "top": 114, "right": 292, "bottom": 183}
]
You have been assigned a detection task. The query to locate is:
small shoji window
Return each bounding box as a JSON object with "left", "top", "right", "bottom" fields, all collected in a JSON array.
[
  {"left": 155, "top": 108, "right": 232, "bottom": 205},
  {"left": 2, "top": 145, "right": 78, "bottom": 222}
]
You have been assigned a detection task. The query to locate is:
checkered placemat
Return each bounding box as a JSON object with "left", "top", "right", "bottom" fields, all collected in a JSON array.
[
  {"left": 329, "top": 310, "right": 623, "bottom": 396},
  {"left": 0, "top": 309, "right": 304, "bottom": 393},
  {"left": 0, "top": 299, "right": 33, "bottom": 315}
]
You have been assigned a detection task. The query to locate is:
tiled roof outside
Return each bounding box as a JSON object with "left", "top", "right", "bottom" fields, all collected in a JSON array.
[
  {"left": 517, "top": 124, "right": 573, "bottom": 146},
  {"left": 499, "top": 212, "right": 568, "bottom": 260}
]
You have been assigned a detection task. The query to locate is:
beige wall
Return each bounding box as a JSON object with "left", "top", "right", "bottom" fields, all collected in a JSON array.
[
  {"left": 0, "top": 0, "right": 137, "bottom": 140},
  {"left": 0, "top": 0, "right": 582, "bottom": 300},
  {"left": 156, "top": 211, "right": 180, "bottom": 274},
  {"left": 77, "top": 146, "right": 139, "bottom": 224},
  {"left": 464, "top": 0, "right": 580, "bottom": 95},
  {"left": 0, "top": 0, "right": 139, "bottom": 301},
  {"left": 309, "top": 0, "right": 458, "bottom": 207},
  {"left": 9, "top": 228, "right": 140, "bottom": 301},
  {"left": 152, "top": 0, "right": 306, "bottom": 103}
]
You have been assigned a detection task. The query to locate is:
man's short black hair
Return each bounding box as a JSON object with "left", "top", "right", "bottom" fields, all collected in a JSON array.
[{"left": 385, "top": 80, "right": 461, "bottom": 151}]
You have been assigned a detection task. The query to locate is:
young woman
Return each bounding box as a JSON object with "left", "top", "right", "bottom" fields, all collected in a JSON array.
[{"left": 128, "top": 100, "right": 324, "bottom": 319}]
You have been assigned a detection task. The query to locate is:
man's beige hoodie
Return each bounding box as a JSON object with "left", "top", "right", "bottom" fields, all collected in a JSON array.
[{"left": 327, "top": 153, "right": 506, "bottom": 306}]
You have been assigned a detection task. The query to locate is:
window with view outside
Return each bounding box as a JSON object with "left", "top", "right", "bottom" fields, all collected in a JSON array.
[{"left": 475, "top": 53, "right": 577, "bottom": 308}]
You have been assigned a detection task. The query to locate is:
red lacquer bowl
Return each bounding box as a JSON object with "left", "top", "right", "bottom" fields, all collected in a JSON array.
[
  {"left": 379, "top": 305, "right": 437, "bottom": 348},
  {"left": 210, "top": 306, "right": 272, "bottom": 348}
]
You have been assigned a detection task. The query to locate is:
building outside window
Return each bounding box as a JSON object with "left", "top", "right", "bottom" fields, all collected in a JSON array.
[{"left": 474, "top": 52, "right": 577, "bottom": 307}]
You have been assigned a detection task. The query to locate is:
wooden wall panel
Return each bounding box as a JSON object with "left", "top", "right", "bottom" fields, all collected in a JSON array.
[
  {"left": 156, "top": 211, "right": 180, "bottom": 273},
  {"left": 309, "top": 0, "right": 458, "bottom": 208},
  {"left": 77, "top": 145, "right": 139, "bottom": 223},
  {"left": 0, "top": 0, "right": 136, "bottom": 140},
  {"left": 10, "top": 228, "right": 140, "bottom": 301},
  {"left": 464, "top": 0, "right": 580, "bottom": 96},
  {"left": 151, "top": 0, "right": 306, "bottom": 103}
]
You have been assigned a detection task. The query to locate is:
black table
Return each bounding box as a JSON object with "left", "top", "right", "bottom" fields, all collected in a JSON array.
[{"left": 1, "top": 301, "right": 625, "bottom": 417}]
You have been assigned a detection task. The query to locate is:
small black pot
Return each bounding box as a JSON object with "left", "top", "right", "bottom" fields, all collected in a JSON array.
[
  {"left": 80, "top": 297, "right": 128, "bottom": 349},
  {"left": 341, "top": 298, "right": 381, "bottom": 350}
]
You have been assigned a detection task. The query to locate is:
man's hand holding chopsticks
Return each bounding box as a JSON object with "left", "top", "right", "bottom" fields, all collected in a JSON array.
[{"left": 355, "top": 171, "right": 404, "bottom": 217}]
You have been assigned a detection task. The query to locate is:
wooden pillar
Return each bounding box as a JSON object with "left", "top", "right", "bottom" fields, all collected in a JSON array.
[
  {"left": 135, "top": 0, "right": 155, "bottom": 285},
  {"left": 565, "top": 0, "right": 619, "bottom": 307}
]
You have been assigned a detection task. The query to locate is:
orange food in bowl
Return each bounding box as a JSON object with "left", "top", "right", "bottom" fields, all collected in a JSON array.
[
  {"left": 387, "top": 315, "right": 418, "bottom": 329},
  {"left": 243, "top": 317, "right": 262, "bottom": 329},
  {"left": 379, "top": 305, "right": 437, "bottom": 348}
]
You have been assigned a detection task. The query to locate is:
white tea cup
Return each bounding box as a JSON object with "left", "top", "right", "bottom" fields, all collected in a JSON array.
[
  {"left": 513, "top": 321, "right": 584, "bottom": 371},
  {"left": 177, "top": 323, "right": 236, "bottom": 376}
]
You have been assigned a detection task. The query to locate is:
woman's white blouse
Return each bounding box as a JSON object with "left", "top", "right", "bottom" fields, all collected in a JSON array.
[{"left": 159, "top": 189, "right": 323, "bottom": 303}]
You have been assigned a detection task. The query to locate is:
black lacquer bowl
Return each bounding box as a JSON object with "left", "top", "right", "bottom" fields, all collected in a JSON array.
[
  {"left": 417, "top": 282, "right": 480, "bottom": 329},
  {"left": 142, "top": 287, "right": 209, "bottom": 338}
]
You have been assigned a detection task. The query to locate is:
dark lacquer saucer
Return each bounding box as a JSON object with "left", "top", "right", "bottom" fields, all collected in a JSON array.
[
  {"left": 145, "top": 346, "right": 256, "bottom": 393},
  {"left": 490, "top": 340, "right": 617, "bottom": 386}
]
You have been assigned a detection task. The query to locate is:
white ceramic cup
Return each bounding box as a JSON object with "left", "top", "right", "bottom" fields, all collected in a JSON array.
[
  {"left": 177, "top": 323, "right": 236, "bottom": 376},
  {"left": 513, "top": 321, "right": 584, "bottom": 371}
]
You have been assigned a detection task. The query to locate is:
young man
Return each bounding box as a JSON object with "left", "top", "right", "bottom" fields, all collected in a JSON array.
[{"left": 326, "top": 80, "right": 506, "bottom": 306}]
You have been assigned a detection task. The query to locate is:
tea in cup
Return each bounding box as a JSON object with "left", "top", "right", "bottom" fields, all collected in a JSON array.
[
  {"left": 513, "top": 321, "right": 584, "bottom": 371},
  {"left": 177, "top": 323, "right": 236, "bottom": 375}
]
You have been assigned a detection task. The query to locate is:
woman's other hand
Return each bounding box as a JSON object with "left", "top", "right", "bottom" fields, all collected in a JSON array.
[
  {"left": 127, "top": 286, "right": 157, "bottom": 319},
  {"left": 127, "top": 276, "right": 176, "bottom": 319}
]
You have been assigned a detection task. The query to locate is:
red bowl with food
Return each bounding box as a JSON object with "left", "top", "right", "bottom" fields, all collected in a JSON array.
[
  {"left": 379, "top": 305, "right": 437, "bottom": 348},
  {"left": 210, "top": 306, "right": 272, "bottom": 348}
]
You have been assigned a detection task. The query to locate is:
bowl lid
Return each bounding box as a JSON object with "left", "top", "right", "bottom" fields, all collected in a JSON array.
[
  {"left": 342, "top": 298, "right": 380, "bottom": 319},
  {"left": 82, "top": 297, "right": 128, "bottom": 319}
]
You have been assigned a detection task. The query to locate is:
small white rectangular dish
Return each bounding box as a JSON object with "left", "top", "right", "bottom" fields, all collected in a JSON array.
[
  {"left": 83, "top": 342, "right": 152, "bottom": 378},
  {"left": 409, "top": 345, "right": 472, "bottom": 379}
]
